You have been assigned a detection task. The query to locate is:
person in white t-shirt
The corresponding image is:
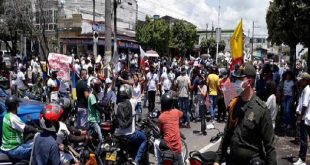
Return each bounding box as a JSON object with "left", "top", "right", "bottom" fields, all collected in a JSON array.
[
  {"left": 16, "top": 66, "right": 28, "bottom": 97},
  {"left": 146, "top": 67, "right": 158, "bottom": 113},
  {"left": 265, "top": 81, "right": 278, "bottom": 129},
  {"left": 47, "top": 69, "right": 59, "bottom": 103},
  {"left": 281, "top": 71, "right": 295, "bottom": 129},
  {"left": 132, "top": 74, "right": 143, "bottom": 121},
  {"left": 294, "top": 73, "right": 310, "bottom": 165}
]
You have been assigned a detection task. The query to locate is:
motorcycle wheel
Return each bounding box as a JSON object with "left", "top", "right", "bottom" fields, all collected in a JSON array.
[{"left": 182, "top": 139, "right": 188, "bottom": 162}]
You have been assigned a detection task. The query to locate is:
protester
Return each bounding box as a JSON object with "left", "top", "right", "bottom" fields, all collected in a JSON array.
[
  {"left": 76, "top": 69, "right": 89, "bottom": 129},
  {"left": 176, "top": 66, "right": 191, "bottom": 128},
  {"left": 293, "top": 73, "right": 310, "bottom": 165},
  {"left": 146, "top": 66, "right": 159, "bottom": 113},
  {"left": 206, "top": 66, "right": 219, "bottom": 123}
]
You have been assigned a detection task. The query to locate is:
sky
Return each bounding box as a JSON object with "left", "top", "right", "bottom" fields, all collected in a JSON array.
[{"left": 137, "top": 0, "right": 270, "bottom": 37}]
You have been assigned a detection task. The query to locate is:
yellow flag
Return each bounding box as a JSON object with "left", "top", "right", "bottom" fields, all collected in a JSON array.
[{"left": 230, "top": 19, "right": 244, "bottom": 60}]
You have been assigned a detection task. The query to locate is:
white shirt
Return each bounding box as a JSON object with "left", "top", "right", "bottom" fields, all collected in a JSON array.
[
  {"left": 16, "top": 71, "right": 27, "bottom": 90},
  {"left": 296, "top": 85, "right": 310, "bottom": 125},
  {"left": 47, "top": 78, "right": 59, "bottom": 102},
  {"left": 283, "top": 80, "right": 294, "bottom": 96},
  {"left": 31, "top": 60, "right": 40, "bottom": 73},
  {"left": 163, "top": 79, "right": 171, "bottom": 91},
  {"left": 266, "top": 94, "right": 277, "bottom": 121},
  {"left": 147, "top": 72, "right": 158, "bottom": 91},
  {"left": 132, "top": 83, "right": 142, "bottom": 103}
]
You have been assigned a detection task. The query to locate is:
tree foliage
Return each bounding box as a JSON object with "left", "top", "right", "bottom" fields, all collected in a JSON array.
[
  {"left": 171, "top": 20, "right": 197, "bottom": 56},
  {"left": 200, "top": 37, "right": 226, "bottom": 58},
  {"left": 136, "top": 17, "right": 197, "bottom": 56},
  {"left": 266, "top": 0, "right": 310, "bottom": 72},
  {"left": 136, "top": 17, "right": 170, "bottom": 56},
  {"left": 0, "top": 0, "right": 35, "bottom": 56}
]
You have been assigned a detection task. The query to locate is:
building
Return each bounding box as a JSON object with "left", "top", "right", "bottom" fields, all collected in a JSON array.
[{"left": 32, "top": 0, "right": 138, "bottom": 56}]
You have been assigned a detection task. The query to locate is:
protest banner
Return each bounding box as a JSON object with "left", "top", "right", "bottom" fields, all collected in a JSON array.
[
  {"left": 222, "top": 82, "right": 238, "bottom": 108},
  {"left": 48, "top": 53, "right": 73, "bottom": 81}
]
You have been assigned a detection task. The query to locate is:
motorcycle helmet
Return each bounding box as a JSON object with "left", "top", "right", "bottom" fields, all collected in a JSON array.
[
  {"left": 49, "top": 69, "right": 58, "bottom": 78},
  {"left": 90, "top": 78, "right": 102, "bottom": 93},
  {"left": 40, "top": 103, "right": 64, "bottom": 132},
  {"left": 160, "top": 93, "right": 173, "bottom": 111},
  {"left": 5, "top": 96, "right": 21, "bottom": 110},
  {"left": 119, "top": 84, "right": 132, "bottom": 100}
]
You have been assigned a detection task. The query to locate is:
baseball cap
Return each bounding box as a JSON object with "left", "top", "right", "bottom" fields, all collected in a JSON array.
[
  {"left": 297, "top": 72, "right": 310, "bottom": 81},
  {"left": 233, "top": 63, "right": 256, "bottom": 78}
]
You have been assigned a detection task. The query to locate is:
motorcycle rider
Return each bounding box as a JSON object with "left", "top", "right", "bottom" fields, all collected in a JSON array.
[
  {"left": 88, "top": 78, "right": 108, "bottom": 143},
  {"left": 30, "top": 103, "right": 63, "bottom": 165},
  {"left": 114, "top": 84, "right": 148, "bottom": 165},
  {"left": 154, "top": 93, "right": 184, "bottom": 165},
  {"left": 0, "top": 96, "right": 37, "bottom": 160},
  {"left": 47, "top": 69, "right": 60, "bottom": 103}
]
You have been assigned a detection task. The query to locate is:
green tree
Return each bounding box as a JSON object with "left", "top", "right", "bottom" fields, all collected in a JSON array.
[
  {"left": 200, "top": 38, "right": 226, "bottom": 58},
  {"left": 0, "top": 0, "right": 35, "bottom": 56},
  {"left": 266, "top": 0, "right": 310, "bottom": 72},
  {"left": 136, "top": 17, "right": 170, "bottom": 56},
  {"left": 171, "top": 20, "right": 197, "bottom": 56}
]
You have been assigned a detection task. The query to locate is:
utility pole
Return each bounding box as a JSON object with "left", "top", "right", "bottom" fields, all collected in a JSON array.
[
  {"left": 206, "top": 23, "right": 208, "bottom": 39},
  {"left": 215, "top": 0, "right": 221, "bottom": 64},
  {"left": 113, "top": 0, "right": 118, "bottom": 58},
  {"left": 104, "top": 0, "right": 112, "bottom": 65},
  {"left": 251, "top": 21, "right": 254, "bottom": 57},
  {"left": 93, "top": 0, "right": 98, "bottom": 58}
]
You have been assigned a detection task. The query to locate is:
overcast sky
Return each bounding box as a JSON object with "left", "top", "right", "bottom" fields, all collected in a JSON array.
[{"left": 137, "top": 0, "right": 270, "bottom": 37}]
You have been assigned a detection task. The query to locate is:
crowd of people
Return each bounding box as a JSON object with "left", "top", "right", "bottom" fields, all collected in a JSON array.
[{"left": 1, "top": 51, "right": 310, "bottom": 165}]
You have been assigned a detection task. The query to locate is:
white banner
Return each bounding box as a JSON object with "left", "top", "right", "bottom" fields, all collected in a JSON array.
[{"left": 48, "top": 53, "right": 73, "bottom": 81}]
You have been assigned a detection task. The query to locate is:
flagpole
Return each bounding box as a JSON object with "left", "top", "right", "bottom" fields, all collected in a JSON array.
[{"left": 216, "top": 0, "right": 220, "bottom": 64}]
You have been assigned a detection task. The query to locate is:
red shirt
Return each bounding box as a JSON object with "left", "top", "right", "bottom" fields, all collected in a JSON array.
[{"left": 159, "top": 109, "right": 183, "bottom": 153}]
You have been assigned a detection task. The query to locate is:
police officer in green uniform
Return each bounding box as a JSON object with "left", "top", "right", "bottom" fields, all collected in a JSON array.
[{"left": 214, "top": 63, "right": 277, "bottom": 165}]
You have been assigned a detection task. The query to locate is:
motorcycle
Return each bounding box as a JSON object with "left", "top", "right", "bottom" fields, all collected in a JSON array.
[
  {"left": 188, "top": 131, "right": 223, "bottom": 165},
  {"left": 137, "top": 117, "right": 188, "bottom": 164}
]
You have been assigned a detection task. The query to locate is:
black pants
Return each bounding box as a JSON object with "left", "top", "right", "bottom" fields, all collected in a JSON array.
[
  {"left": 217, "top": 96, "right": 226, "bottom": 121},
  {"left": 199, "top": 104, "right": 206, "bottom": 133},
  {"left": 148, "top": 91, "right": 156, "bottom": 113}
]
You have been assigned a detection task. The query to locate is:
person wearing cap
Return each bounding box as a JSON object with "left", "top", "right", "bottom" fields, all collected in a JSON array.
[
  {"left": 293, "top": 72, "right": 310, "bottom": 165},
  {"left": 98, "top": 77, "right": 116, "bottom": 120},
  {"left": 214, "top": 63, "right": 277, "bottom": 165},
  {"left": 0, "top": 96, "right": 37, "bottom": 160}
]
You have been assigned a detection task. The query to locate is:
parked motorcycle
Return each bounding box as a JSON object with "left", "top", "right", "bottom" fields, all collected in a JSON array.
[{"left": 188, "top": 131, "right": 224, "bottom": 165}]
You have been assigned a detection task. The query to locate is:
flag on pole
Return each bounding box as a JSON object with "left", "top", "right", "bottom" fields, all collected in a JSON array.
[
  {"left": 230, "top": 19, "right": 244, "bottom": 70},
  {"left": 139, "top": 46, "right": 146, "bottom": 68}
]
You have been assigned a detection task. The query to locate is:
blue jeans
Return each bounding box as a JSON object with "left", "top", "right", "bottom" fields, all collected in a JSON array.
[
  {"left": 77, "top": 107, "right": 88, "bottom": 129},
  {"left": 299, "top": 121, "right": 310, "bottom": 161},
  {"left": 6, "top": 142, "right": 33, "bottom": 160},
  {"left": 89, "top": 122, "right": 103, "bottom": 143},
  {"left": 154, "top": 139, "right": 184, "bottom": 165},
  {"left": 135, "top": 102, "right": 142, "bottom": 121},
  {"left": 126, "top": 130, "right": 148, "bottom": 163},
  {"left": 209, "top": 95, "right": 217, "bottom": 120},
  {"left": 282, "top": 95, "right": 293, "bottom": 125},
  {"left": 178, "top": 97, "right": 190, "bottom": 124}
]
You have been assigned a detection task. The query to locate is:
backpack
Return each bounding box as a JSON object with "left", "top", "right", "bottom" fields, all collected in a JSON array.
[{"left": 115, "top": 99, "right": 133, "bottom": 129}]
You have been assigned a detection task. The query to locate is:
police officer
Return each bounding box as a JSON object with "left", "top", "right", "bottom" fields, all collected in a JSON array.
[{"left": 214, "top": 63, "right": 277, "bottom": 165}]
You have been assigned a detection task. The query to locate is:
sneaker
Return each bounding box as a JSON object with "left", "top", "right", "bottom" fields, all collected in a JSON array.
[{"left": 293, "top": 158, "right": 305, "bottom": 165}]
